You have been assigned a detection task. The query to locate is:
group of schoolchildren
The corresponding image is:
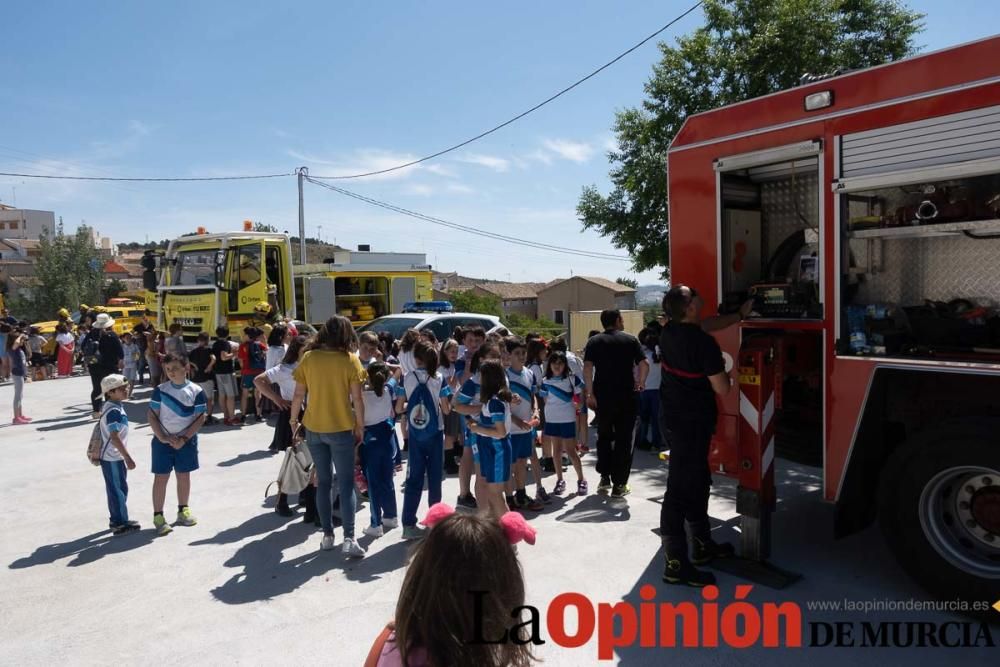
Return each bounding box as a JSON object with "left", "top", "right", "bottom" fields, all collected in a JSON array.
[
  {"left": 87, "top": 313, "right": 658, "bottom": 553},
  {"left": 345, "top": 323, "right": 597, "bottom": 549}
]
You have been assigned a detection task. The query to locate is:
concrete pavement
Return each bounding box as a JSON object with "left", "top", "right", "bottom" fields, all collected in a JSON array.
[{"left": 0, "top": 375, "right": 994, "bottom": 665}]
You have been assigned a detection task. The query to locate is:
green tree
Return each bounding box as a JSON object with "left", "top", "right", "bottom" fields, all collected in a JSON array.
[
  {"left": 616, "top": 277, "right": 639, "bottom": 289},
  {"left": 506, "top": 312, "right": 564, "bottom": 337},
  {"left": 20, "top": 224, "right": 104, "bottom": 319},
  {"left": 103, "top": 278, "right": 128, "bottom": 302},
  {"left": 578, "top": 0, "right": 923, "bottom": 277},
  {"left": 253, "top": 221, "right": 279, "bottom": 233},
  {"left": 448, "top": 290, "right": 502, "bottom": 317}
]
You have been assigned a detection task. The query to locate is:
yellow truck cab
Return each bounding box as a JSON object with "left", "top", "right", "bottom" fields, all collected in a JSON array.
[
  {"left": 158, "top": 231, "right": 295, "bottom": 341},
  {"left": 158, "top": 227, "right": 432, "bottom": 341}
]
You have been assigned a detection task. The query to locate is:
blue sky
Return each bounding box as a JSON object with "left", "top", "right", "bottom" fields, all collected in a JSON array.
[{"left": 1, "top": 1, "right": 996, "bottom": 284}]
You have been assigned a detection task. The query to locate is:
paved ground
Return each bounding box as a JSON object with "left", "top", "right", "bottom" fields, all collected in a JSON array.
[{"left": 0, "top": 375, "right": 995, "bottom": 666}]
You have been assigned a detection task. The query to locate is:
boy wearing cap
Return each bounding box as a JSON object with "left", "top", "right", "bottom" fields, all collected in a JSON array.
[{"left": 98, "top": 374, "right": 140, "bottom": 536}]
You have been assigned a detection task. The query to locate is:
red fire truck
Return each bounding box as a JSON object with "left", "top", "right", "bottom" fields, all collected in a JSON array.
[{"left": 667, "top": 36, "right": 1000, "bottom": 603}]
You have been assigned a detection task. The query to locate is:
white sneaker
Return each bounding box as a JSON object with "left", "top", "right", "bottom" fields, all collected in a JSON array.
[
  {"left": 320, "top": 535, "right": 336, "bottom": 551},
  {"left": 363, "top": 524, "right": 384, "bottom": 538},
  {"left": 342, "top": 537, "right": 367, "bottom": 558},
  {"left": 382, "top": 517, "right": 399, "bottom": 530}
]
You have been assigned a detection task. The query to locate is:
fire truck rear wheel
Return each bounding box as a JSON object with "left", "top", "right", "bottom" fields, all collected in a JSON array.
[{"left": 878, "top": 419, "right": 1000, "bottom": 611}]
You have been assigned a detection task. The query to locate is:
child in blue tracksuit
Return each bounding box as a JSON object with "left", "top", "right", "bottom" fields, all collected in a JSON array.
[
  {"left": 360, "top": 361, "right": 399, "bottom": 538},
  {"left": 395, "top": 341, "right": 452, "bottom": 540},
  {"left": 98, "top": 374, "right": 140, "bottom": 535}
]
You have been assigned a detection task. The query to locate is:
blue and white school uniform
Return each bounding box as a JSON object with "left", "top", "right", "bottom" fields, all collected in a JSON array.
[
  {"left": 100, "top": 401, "right": 131, "bottom": 526},
  {"left": 506, "top": 366, "right": 536, "bottom": 461},
  {"left": 539, "top": 374, "right": 583, "bottom": 439},
  {"left": 150, "top": 380, "right": 207, "bottom": 474},
  {"left": 396, "top": 369, "right": 452, "bottom": 527},
  {"left": 477, "top": 397, "right": 512, "bottom": 484},
  {"left": 439, "top": 364, "right": 463, "bottom": 437},
  {"left": 361, "top": 378, "right": 399, "bottom": 527},
  {"left": 456, "top": 371, "right": 482, "bottom": 453}
]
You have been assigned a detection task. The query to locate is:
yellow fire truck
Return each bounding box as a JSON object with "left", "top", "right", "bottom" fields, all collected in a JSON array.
[{"left": 156, "top": 227, "right": 432, "bottom": 340}]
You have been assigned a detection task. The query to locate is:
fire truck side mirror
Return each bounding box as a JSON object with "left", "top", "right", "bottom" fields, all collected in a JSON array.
[{"left": 214, "top": 250, "right": 232, "bottom": 292}]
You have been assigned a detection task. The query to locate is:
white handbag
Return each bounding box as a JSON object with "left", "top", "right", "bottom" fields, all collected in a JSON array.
[{"left": 266, "top": 443, "right": 314, "bottom": 497}]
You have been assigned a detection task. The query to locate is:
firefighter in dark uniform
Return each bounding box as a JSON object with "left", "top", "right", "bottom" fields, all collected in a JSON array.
[{"left": 658, "top": 285, "right": 749, "bottom": 586}]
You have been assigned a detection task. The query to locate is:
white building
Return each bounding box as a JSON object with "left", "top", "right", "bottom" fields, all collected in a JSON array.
[{"left": 0, "top": 205, "right": 56, "bottom": 239}]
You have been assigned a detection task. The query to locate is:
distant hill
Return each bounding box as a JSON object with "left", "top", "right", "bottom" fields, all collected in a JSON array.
[{"left": 636, "top": 283, "right": 667, "bottom": 306}]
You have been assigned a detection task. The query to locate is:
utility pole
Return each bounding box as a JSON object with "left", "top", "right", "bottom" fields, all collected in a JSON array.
[{"left": 297, "top": 166, "right": 308, "bottom": 265}]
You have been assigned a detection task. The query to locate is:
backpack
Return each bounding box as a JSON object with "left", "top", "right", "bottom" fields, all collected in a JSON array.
[
  {"left": 82, "top": 334, "right": 100, "bottom": 362},
  {"left": 249, "top": 342, "right": 266, "bottom": 369},
  {"left": 86, "top": 405, "right": 112, "bottom": 466},
  {"left": 406, "top": 373, "right": 440, "bottom": 445}
]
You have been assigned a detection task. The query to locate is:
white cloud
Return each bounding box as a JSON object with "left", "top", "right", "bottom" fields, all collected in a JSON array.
[
  {"left": 525, "top": 149, "right": 553, "bottom": 166},
  {"left": 423, "top": 163, "right": 457, "bottom": 178},
  {"left": 541, "top": 138, "right": 594, "bottom": 163},
  {"left": 446, "top": 183, "right": 475, "bottom": 194},
  {"left": 455, "top": 152, "right": 510, "bottom": 172},
  {"left": 287, "top": 148, "right": 459, "bottom": 182},
  {"left": 401, "top": 184, "right": 434, "bottom": 196}
]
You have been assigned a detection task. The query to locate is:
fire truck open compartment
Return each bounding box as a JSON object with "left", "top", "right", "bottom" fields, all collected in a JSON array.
[
  {"left": 718, "top": 153, "right": 825, "bottom": 464},
  {"left": 838, "top": 170, "right": 1000, "bottom": 362},
  {"left": 720, "top": 155, "right": 822, "bottom": 318}
]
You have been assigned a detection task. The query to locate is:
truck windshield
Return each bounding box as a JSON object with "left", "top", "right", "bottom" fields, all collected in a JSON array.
[{"left": 173, "top": 250, "right": 217, "bottom": 286}]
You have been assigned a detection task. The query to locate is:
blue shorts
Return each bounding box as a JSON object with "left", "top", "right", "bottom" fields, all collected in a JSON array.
[
  {"left": 478, "top": 436, "right": 511, "bottom": 484},
  {"left": 510, "top": 432, "right": 533, "bottom": 461},
  {"left": 151, "top": 436, "right": 200, "bottom": 474},
  {"left": 464, "top": 425, "right": 480, "bottom": 464},
  {"left": 543, "top": 421, "right": 576, "bottom": 439},
  {"left": 241, "top": 374, "right": 258, "bottom": 389}
]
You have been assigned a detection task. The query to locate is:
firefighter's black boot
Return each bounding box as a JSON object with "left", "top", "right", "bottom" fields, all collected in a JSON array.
[
  {"left": 691, "top": 536, "right": 736, "bottom": 565},
  {"left": 662, "top": 536, "right": 716, "bottom": 587},
  {"left": 689, "top": 521, "right": 736, "bottom": 565}
]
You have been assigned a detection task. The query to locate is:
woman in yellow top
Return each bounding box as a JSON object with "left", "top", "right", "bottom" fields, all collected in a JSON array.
[{"left": 290, "top": 315, "right": 367, "bottom": 558}]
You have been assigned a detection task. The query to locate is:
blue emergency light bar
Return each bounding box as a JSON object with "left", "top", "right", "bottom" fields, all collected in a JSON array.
[{"left": 402, "top": 301, "right": 454, "bottom": 313}]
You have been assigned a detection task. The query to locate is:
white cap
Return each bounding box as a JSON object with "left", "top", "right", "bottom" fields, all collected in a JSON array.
[{"left": 100, "top": 374, "right": 129, "bottom": 394}]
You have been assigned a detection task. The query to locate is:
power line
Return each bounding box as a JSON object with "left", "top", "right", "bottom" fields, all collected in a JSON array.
[
  {"left": 309, "top": 1, "right": 704, "bottom": 180},
  {"left": 0, "top": 171, "right": 293, "bottom": 182},
  {"left": 0, "top": 3, "right": 703, "bottom": 185},
  {"left": 304, "top": 176, "right": 631, "bottom": 262}
]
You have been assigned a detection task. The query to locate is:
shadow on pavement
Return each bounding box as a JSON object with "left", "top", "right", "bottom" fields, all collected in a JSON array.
[
  {"left": 120, "top": 401, "right": 151, "bottom": 427},
  {"left": 35, "top": 419, "right": 94, "bottom": 432},
  {"left": 211, "top": 523, "right": 410, "bottom": 604},
  {"left": 9, "top": 528, "right": 154, "bottom": 569},
  {"left": 190, "top": 511, "right": 294, "bottom": 546},
  {"left": 555, "top": 494, "right": 632, "bottom": 523},
  {"left": 217, "top": 450, "right": 276, "bottom": 467}
]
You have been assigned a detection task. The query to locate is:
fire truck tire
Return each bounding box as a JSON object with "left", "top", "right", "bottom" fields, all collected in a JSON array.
[{"left": 878, "top": 419, "right": 1000, "bottom": 613}]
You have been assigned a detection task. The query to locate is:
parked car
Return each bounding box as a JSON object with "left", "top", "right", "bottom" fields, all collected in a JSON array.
[{"left": 358, "top": 312, "right": 502, "bottom": 342}]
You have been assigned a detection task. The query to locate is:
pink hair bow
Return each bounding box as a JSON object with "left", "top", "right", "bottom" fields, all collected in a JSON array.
[
  {"left": 420, "top": 503, "right": 537, "bottom": 546},
  {"left": 420, "top": 502, "right": 456, "bottom": 528}
]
